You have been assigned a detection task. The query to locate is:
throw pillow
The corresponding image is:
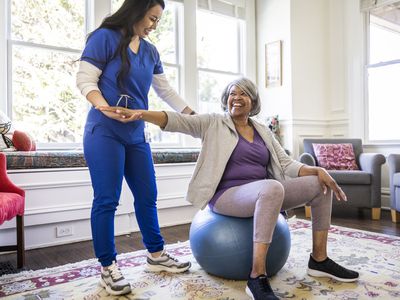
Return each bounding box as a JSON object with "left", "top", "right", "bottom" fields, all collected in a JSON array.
[
  {"left": 12, "top": 130, "right": 36, "bottom": 151},
  {"left": 312, "top": 143, "right": 359, "bottom": 170}
]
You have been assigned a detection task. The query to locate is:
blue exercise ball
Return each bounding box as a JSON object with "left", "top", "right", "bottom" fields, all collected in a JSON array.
[{"left": 189, "top": 208, "right": 291, "bottom": 280}]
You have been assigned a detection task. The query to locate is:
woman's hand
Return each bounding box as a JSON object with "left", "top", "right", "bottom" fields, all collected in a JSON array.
[
  {"left": 317, "top": 167, "right": 347, "bottom": 201},
  {"left": 98, "top": 106, "right": 168, "bottom": 127},
  {"left": 100, "top": 110, "right": 132, "bottom": 123},
  {"left": 97, "top": 106, "right": 143, "bottom": 123}
]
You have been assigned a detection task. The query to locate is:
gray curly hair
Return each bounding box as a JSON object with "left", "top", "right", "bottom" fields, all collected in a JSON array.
[{"left": 220, "top": 77, "right": 261, "bottom": 116}]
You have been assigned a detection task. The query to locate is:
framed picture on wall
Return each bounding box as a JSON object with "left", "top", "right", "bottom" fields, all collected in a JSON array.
[{"left": 265, "top": 40, "right": 282, "bottom": 87}]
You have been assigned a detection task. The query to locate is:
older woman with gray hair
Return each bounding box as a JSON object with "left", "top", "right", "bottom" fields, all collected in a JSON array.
[{"left": 98, "top": 78, "right": 359, "bottom": 300}]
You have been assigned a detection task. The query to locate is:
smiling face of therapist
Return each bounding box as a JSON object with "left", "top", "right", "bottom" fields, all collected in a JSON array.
[{"left": 133, "top": 4, "right": 164, "bottom": 38}]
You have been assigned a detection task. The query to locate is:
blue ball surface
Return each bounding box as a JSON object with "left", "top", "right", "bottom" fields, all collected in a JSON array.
[{"left": 189, "top": 208, "right": 291, "bottom": 280}]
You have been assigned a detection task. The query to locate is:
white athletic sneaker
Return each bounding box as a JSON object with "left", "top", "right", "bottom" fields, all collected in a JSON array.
[
  {"left": 146, "top": 249, "right": 191, "bottom": 273},
  {"left": 100, "top": 261, "right": 132, "bottom": 296}
]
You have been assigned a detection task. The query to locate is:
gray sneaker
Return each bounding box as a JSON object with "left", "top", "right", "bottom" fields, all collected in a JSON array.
[
  {"left": 100, "top": 261, "right": 132, "bottom": 296},
  {"left": 146, "top": 249, "right": 191, "bottom": 273}
]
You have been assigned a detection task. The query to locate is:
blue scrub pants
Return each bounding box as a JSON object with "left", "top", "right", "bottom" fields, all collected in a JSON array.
[{"left": 84, "top": 124, "right": 164, "bottom": 267}]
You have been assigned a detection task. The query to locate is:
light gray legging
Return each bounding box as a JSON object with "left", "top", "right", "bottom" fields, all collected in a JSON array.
[{"left": 211, "top": 176, "right": 332, "bottom": 243}]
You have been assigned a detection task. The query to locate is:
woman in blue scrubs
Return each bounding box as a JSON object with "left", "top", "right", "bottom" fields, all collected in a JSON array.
[{"left": 76, "top": 0, "right": 193, "bottom": 296}]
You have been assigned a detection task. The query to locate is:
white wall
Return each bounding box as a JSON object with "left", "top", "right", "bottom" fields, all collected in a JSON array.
[
  {"left": 256, "top": 0, "right": 293, "bottom": 149},
  {"left": 256, "top": 0, "right": 292, "bottom": 119},
  {"left": 255, "top": 0, "right": 364, "bottom": 156},
  {"left": 0, "top": 164, "right": 197, "bottom": 249},
  {"left": 291, "top": 0, "right": 329, "bottom": 121}
]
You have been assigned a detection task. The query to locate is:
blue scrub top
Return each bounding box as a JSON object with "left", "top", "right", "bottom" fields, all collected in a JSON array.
[{"left": 81, "top": 28, "right": 163, "bottom": 144}]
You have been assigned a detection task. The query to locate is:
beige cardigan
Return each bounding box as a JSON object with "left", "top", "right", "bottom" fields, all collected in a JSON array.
[{"left": 163, "top": 112, "right": 304, "bottom": 209}]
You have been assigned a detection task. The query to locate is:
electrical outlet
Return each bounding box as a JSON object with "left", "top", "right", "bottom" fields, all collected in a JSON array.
[{"left": 56, "top": 226, "right": 73, "bottom": 238}]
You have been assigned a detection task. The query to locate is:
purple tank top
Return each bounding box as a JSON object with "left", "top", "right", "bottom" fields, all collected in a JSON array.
[{"left": 209, "top": 129, "right": 270, "bottom": 208}]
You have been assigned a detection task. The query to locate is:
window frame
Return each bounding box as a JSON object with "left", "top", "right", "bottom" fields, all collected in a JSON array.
[
  {"left": 147, "top": 3, "right": 185, "bottom": 148},
  {"left": 196, "top": 8, "right": 245, "bottom": 114},
  {"left": 0, "top": 0, "right": 7, "bottom": 114},
  {"left": 4, "top": 0, "right": 93, "bottom": 150},
  {"left": 364, "top": 8, "right": 400, "bottom": 143}
]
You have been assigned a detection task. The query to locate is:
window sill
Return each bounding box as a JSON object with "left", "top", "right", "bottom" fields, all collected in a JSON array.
[{"left": 3, "top": 149, "right": 200, "bottom": 170}]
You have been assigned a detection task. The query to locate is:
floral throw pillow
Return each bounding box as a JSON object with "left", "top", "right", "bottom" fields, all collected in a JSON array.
[{"left": 312, "top": 143, "right": 359, "bottom": 170}]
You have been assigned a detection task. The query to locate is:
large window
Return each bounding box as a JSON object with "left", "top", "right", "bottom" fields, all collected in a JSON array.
[
  {"left": 367, "top": 1, "right": 400, "bottom": 141},
  {"left": 147, "top": 3, "right": 182, "bottom": 145},
  {"left": 3, "top": 0, "right": 254, "bottom": 149},
  {"left": 8, "top": 0, "right": 87, "bottom": 147},
  {"left": 197, "top": 10, "right": 243, "bottom": 113}
]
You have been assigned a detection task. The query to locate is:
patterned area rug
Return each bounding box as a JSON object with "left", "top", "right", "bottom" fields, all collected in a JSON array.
[{"left": 0, "top": 219, "right": 399, "bottom": 299}]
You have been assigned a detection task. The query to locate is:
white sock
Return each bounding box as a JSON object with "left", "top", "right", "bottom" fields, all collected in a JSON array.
[{"left": 148, "top": 249, "right": 166, "bottom": 261}]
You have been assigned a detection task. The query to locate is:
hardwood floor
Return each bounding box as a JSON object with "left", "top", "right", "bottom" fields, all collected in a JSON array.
[
  {"left": 289, "top": 206, "right": 400, "bottom": 236},
  {"left": 0, "top": 207, "right": 398, "bottom": 272}
]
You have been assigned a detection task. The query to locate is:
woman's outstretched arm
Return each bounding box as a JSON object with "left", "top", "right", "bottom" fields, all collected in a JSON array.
[
  {"left": 98, "top": 106, "right": 211, "bottom": 139},
  {"left": 97, "top": 106, "right": 168, "bottom": 128}
]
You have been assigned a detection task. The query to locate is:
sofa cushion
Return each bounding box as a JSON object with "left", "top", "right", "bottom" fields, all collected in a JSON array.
[
  {"left": 393, "top": 173, "right": 400, "bottom": 187},
  {"left": 312, "top": 143, "right": 359, "bottom": 170},
  {"left": 328, "top": 170, "right": 371, "bottom": 185}
]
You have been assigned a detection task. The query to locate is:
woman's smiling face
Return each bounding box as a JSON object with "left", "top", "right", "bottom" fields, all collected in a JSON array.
[
  {"left": 227, "top": 85, "right": 252, "bottom": 118},
  {"left": 134, "top": 4, "right": 163, "bottom": 38}
]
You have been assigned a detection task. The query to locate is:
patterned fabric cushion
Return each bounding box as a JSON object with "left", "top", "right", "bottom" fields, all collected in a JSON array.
[{"left": 312, "top": 143, "right": 359, "bottom": 170}]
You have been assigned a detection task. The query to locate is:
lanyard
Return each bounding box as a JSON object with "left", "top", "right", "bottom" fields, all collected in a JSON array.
[{"left": 116, "top": 94, "right": 134, "bottom": 108}]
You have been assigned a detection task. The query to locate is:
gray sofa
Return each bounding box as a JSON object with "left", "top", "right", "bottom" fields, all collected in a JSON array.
[
  {"left": 388, "top": 154, "right": 400, "bottom": 223},
  {"left": 299, "top": 138, "right": 386, "bottom": 220}
]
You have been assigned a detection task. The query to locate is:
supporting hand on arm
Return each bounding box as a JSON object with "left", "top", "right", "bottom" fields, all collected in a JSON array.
[
  {"left": 86, "top": 91, "right": 133, "bottom": 123},
  {"left": 97, "top": 106, "right": 168, "bottom": 128},
  {"left": 299, "top": 165, "right": 347, "bottom": 201}
]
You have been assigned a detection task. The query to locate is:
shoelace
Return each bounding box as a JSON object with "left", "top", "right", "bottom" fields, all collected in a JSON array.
[
  {"left": 115, "top": 94, "right": 134, "bottom": 108},
  {"left": 107, "top": 263, "right": 124, "bottom": 281},
  {"left": 162, "top": 251, "right": 179, "bottom": 262}
]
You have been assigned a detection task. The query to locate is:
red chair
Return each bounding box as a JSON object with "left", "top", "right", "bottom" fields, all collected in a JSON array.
[{"left": 0, "top": 152, "right": 25, "bottom": 269}]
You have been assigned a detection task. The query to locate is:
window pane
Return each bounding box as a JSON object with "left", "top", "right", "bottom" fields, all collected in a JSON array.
[
  {"left": 148, "top": 66, "right": 180, "bottom": 144},
  {"left": 149, "top": 66, "right": 179, "bottom": 111},
  {"left": 369, "top": 19, "right": 400, "bottom": 64},
  {"left": 111, "top": 0, "right": 124, "bottom": 11},
  {"left": 12, "top": 46, "right": 86, "bottom": 143},
  {"left": 112, "top": 0, "right": 178, "bottom": 64},
  {"left": 368, "top": 64, "right": 400, "bottom": 140},
  {"left": 11, "top": 0, "right": 86, "bottom": 49},
  {"left": 198, "top": 71, "right": 238, "bottom": 114},
  {"left": 151, "top": 4, "right": 178, "bottom": 64},
  {"left": 197, "top": 10, "right": 239, "bottom": 73}
]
